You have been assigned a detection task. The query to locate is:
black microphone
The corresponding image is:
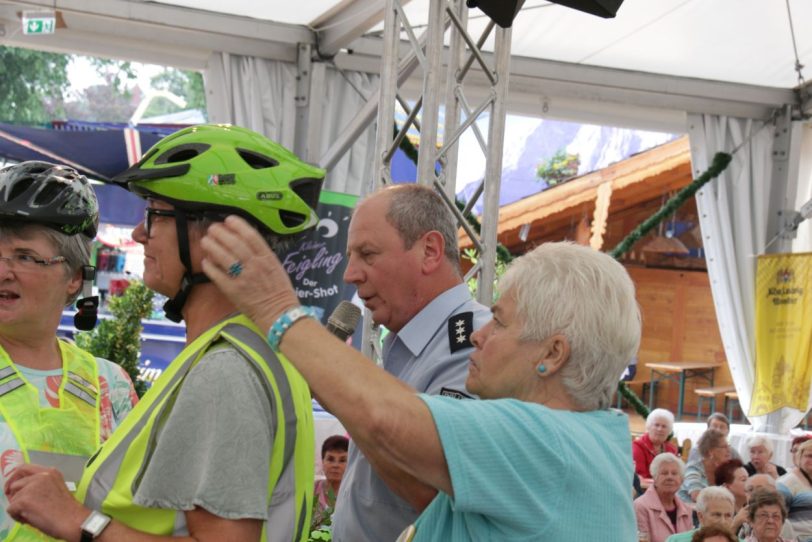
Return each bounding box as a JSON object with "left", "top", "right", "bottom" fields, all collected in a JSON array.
[
  {"left": 326, "top": 301, "right": 362, "bottom": 342},
  {"left": 74, "top": 265, "right": 98, "bottom": 331}
]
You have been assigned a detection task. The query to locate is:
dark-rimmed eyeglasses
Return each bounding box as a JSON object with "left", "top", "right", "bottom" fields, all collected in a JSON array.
[
  {"left": 144, "top": 208, "right": 179, "bottom": 238},
  {"left": 0, "top": 253, "right": 67, "bottom": 271}
]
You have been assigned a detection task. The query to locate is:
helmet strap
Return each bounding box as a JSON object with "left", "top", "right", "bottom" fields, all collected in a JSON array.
[{"left": 162, "top": 210, "right": 210, "bottom": 323}]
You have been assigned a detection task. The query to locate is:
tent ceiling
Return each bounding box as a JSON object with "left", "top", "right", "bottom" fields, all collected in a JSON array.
[{"left": 0, "top": 0, "right": 807, "bottom": 128}]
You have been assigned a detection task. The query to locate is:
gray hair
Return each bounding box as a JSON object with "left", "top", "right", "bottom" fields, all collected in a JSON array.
[
  {"left": 697, "top": 428, "right": 727, "bottom": 458},
  {"left": 746, "top": 435, "right": 773, "bottom": 454},
  {"left": 650, "top": 452, "right": 685, "bottom": 478},
  {"left": 0, "top": 223, "right": 90, "bottom": 304},
  {"left": 497, "top": 241, "right": 641, "bottom": 411},
  {"left": 376, "top": 184, "right": 460, "bottom": 272},
  {"left": 695, "top": 486, "right": 735, "bottom": 513},
  {"left": 646, "top": 408, "right": 675, "bottom": 433}
]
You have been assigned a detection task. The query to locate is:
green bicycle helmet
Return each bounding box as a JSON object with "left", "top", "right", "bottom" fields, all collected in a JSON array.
[
  {"left": 112, "top": 124, "right": 324, "bottom": 237},
  {"left": 111, "top": 125, "right": 324, "bottom": 323},
  {"left": 0, "top": 161, "right": 99, "bottom": 238}
]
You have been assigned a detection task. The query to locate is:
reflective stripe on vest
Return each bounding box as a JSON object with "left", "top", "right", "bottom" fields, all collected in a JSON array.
[
  {"left": 75, "top": 315, "right": 315, "bottom": 541},
  {"left": 0, "top": 340, "right": 102, "bottom": 542}
]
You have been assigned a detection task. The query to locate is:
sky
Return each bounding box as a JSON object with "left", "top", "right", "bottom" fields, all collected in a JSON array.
[{"left": 66, "top": 56, "right": 164, "bottom": 97}]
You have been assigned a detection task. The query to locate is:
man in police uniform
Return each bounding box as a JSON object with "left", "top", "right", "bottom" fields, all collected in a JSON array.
[{"left": 333, "top": 184, "right": 490, "bottom": 542}]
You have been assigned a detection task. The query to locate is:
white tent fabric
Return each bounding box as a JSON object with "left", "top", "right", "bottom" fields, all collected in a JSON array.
[
  {"left": 688, "top": 114, "right": 810, "bottom": 433},
  {"left": 206, "top": 53, "right": 378, "bottom": 195}
]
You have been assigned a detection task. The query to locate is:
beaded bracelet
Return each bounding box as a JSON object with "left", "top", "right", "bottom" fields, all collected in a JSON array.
[{"left": 266, "top": 305, "right": 319, "bottom": 352}]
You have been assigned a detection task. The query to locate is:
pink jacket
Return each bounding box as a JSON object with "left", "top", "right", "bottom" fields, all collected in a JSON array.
[{"left": 634, "top": 485, "right": 693, "bottom": 542}]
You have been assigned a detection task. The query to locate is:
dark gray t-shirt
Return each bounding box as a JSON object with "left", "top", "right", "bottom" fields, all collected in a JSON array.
[{"left": 133, "top": 344, "right": 274, "bottom": 531}]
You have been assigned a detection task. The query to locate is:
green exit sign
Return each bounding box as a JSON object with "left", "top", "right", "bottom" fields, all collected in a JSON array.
[{"left": 22, "top": 11, "right": 56, "bottom": 35}]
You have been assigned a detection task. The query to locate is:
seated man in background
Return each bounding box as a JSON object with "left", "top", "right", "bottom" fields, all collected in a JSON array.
[{"left": 687, "top": 413, "right": 740, "bottom": 464}]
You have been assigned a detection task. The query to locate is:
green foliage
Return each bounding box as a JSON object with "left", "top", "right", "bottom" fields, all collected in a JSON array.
[
  {"left": 75, "top": 281, "right": 154, "bottom": 397},
  {"left": 463, "top": 248, "right": 508, "bottom": 302},
  {"left": 308, "top": 528, "right": 332, "bottom": 541},
  {"left": 536, "top": 149, "right": 580, "bottom": 186},
  {"left": 147, "top": 68, "right": 207, "bottom": 118},
  {"left": 0, "top": 46, "right": 69, "bottom": 123}
]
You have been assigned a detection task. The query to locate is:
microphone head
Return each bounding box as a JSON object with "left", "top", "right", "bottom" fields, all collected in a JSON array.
[
  {"left": 74, "top": 296, "right": 99, "bottom": 331},
  {"left": 326, "top": 300, "right": 362, "bottom": 341}
]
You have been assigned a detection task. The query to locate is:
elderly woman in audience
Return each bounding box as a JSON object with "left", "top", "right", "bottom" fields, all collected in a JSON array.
[
  {"left": 634, "top": 453, "right": 693, "bottom": 542},
  {"left": 714, "top": 458, "right": 748, "bottom": 511},
  {"left": 743, "top": 487, "right": 792, "bottom": 542},
  {"left": 734, "top": 475, "right": 797, "bottom": 541},
  {"left": 679, "top": 429, "right": 730, "bottom": 503},
  {"left": 689, "top": 524, "right": 738, "bottom": 542},
  {"left": 666, "top": 486, "right": 736, "bottom": 542},
  {"left": 688, "top": 413, "right": 740, "bottom": 463},
  {"left": 634, "top": 408, "right": 678, "bottom": 479},
  {"left": 745, "top": 436, "right": 786, "bottom": 478},
  {"left": 201, "top": 230, "right": 645, "bottom": 540},
  {"left": 777, "top": 438, "right": 812, "bottom": 540},
  {"left": 788, "top": 434, "right": 812, "bottom": 475}
]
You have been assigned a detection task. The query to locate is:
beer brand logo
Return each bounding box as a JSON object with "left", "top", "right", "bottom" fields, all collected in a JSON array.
[{"left": 776, "top": 268, "right": 793, "bottom": 284}]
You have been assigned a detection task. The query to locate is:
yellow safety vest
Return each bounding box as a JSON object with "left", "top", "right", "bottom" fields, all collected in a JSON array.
[
  {"left": 0, "top": 340, "right": 101, "bottom": 541},
  {"left": 75, "top": 315, "right": 315, "bottom": 542}
]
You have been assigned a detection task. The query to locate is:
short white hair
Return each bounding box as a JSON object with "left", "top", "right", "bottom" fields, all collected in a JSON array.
[
  {"left": 746, "top": 435, "right": 773, "bottom": 454},
  {"left": 695, "top": 486, "right": 735, "bottom": 513},
  {"left": 498, "top": 242, "right": 641, "bottom": 411},
  {"left": 650, "top": 452, "right": 685, "bottom": 478},
  {"left": 646, "top": 408, "right": 675, "bottom": 432}
]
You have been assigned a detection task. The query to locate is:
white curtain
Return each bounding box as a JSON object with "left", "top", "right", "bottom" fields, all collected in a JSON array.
[
  {"left": 688, "top": 113, "right": 812, "bottom": 433},
  {"left": 204, "top": 52, "right": 378, "bottom": 195}
]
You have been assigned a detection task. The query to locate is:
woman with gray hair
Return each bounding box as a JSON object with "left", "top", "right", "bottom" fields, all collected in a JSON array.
[
  {"left": 679, "top": 429, "right": 731, "bottom": 503},
  {"left": 634, "top": 408, "right": 678, "bottom": 479},
  {"left": 201, "top": 221, "right": 643, "bottom": 541},
  {"left": 666, "top": 486, "right": 736, "bottom": 542},
  {"left": 744, "top": 436, "right": 786, "bottom": 479},
  {"left": 634, "top": 453, "right": 693, "bottom": 541},
  {"left": 0, "top": 161, "right": 137, "bottom": 539}
]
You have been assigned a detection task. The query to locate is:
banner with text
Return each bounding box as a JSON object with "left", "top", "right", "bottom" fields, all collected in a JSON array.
[
  {"left": 750, "top": 252, "right": 812, "bottom": 416},
  {"left": 278, "top": 190, "right": 359, "bottom": 325}
]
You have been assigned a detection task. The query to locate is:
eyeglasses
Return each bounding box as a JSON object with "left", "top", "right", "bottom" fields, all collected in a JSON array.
[
  {"left": 0, "top": 253, "right": 67, "bottom": 271},
  {"left": 144, "top": 208, "right": 178, "bottom": 238},
  {"left": 755, "top": 512, "right": 783, "bottom": 522}
]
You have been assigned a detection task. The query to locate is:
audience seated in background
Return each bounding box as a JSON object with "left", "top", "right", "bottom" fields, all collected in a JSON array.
[
  {"left": 311, "top": 435, "right": 349, "bottom": 533},
  {"left": 687, "top": 413, "right": 740, "bottom": 464},
  {"left": 777, "top": 438, "right": 812, "bottom": 540},
  {"left": 634, "top": 453, "right": 693, "bottom": 542},
  {"left": 666, "top": 486, "right": 736, "bottom": 542},
  {"left": 689, "top": 524, "right": 738, "bottom": 542},
  {"left": 634, "top": 409, "right": 678, "bottom": 479},
  {"left": 679, "top": 429, "right": 731, "bottom": 504},
  {"left": 733, "top": 474, "right": 797, "bottom": 540},
  {"left": 713, "top": 459, "right": 748, "bottom": 511},
  {"left": 743, "top": 487, "right": 791, "bottom": 542},
  {"left": 744, "top": 436, "right": 786, "bottom": 479}
]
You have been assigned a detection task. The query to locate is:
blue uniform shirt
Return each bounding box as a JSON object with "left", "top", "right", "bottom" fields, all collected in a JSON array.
[{"left": 332, "top": 283, "right": 490, "bottom": 542}]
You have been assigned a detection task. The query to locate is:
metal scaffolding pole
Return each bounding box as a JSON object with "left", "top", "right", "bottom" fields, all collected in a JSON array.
[{"left": 358, "top": 0, "right": 514, "bottom": 359}]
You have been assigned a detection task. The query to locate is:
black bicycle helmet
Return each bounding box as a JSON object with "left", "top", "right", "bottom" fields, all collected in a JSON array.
[{"left": 0, "top": 161, "right": 99, "bottom": 238}]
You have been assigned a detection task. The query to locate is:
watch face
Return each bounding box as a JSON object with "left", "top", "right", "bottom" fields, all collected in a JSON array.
[{"left": 86, "top": 514, "right": 107, "bottom": 531}]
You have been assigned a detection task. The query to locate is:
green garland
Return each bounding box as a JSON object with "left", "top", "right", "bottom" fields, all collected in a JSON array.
[{"left": 614, "top": 151, "right": 732, "bottom": 419}]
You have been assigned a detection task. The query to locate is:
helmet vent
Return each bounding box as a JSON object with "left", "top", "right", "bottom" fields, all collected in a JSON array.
[
  {"left": 279, "top": 210, "right": 306, "bottom": 228},
  {"left": 290, "top": 178, "right": 321, "bottom": 210},
  {"left": 8, "top": 178, "right": 34, "bottom": 203},
  {"left": 154, "top": 143, "right": 211, "bottom": 165},
  {"left": 237, "top": 149, "right": 278, "bottom": 170},
  {"left": 33, "top": 182, "right": 62, "bottom": 206}
]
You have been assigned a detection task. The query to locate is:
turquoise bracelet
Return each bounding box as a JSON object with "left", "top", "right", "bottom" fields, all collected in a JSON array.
[{"left": 267, "top": 306, "right": 319, "bottom": 351}]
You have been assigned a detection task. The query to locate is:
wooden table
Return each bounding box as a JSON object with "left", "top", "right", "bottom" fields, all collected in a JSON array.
[{"left": 647, "top": 361, "right": 722, "bottom": 419}]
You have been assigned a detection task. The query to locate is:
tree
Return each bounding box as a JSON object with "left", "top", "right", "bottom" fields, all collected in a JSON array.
[
  {"left": 0, "top": 46, "right": 69, "bottom": 124},
  {"left": 146, "top": 68, "right": 207, "bottom": 119},
  {"left": 536, "top": 149, "right": 580, "bottom": 186}
]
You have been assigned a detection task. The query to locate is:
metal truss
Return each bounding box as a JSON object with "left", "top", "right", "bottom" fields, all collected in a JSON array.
[{"left": 358, "top": 0, "right": 514, "bottom": 359}]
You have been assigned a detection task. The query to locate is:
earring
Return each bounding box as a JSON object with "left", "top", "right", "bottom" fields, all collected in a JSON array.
[{"left": 537, "top": 365, "right": 547, "bottom": 374}]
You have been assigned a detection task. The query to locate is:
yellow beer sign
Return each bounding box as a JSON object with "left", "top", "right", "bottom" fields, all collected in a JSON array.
[{"left": 751, "top": 252, "right": 812, "bottom": 416}]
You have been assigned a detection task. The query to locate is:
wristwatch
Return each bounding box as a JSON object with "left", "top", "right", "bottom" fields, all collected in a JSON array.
[{"left": 80, "top": 510, "right": 111, "bottom": 542}]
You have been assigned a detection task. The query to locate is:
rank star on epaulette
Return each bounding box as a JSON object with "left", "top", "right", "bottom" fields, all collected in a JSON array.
[{"left": 448, "top": 311, "right": 474, "bottom": 353}]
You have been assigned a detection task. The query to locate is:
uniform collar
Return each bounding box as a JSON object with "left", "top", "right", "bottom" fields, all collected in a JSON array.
[{"left": 390, "top": 283, "right": 471, "bottom": 357}]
